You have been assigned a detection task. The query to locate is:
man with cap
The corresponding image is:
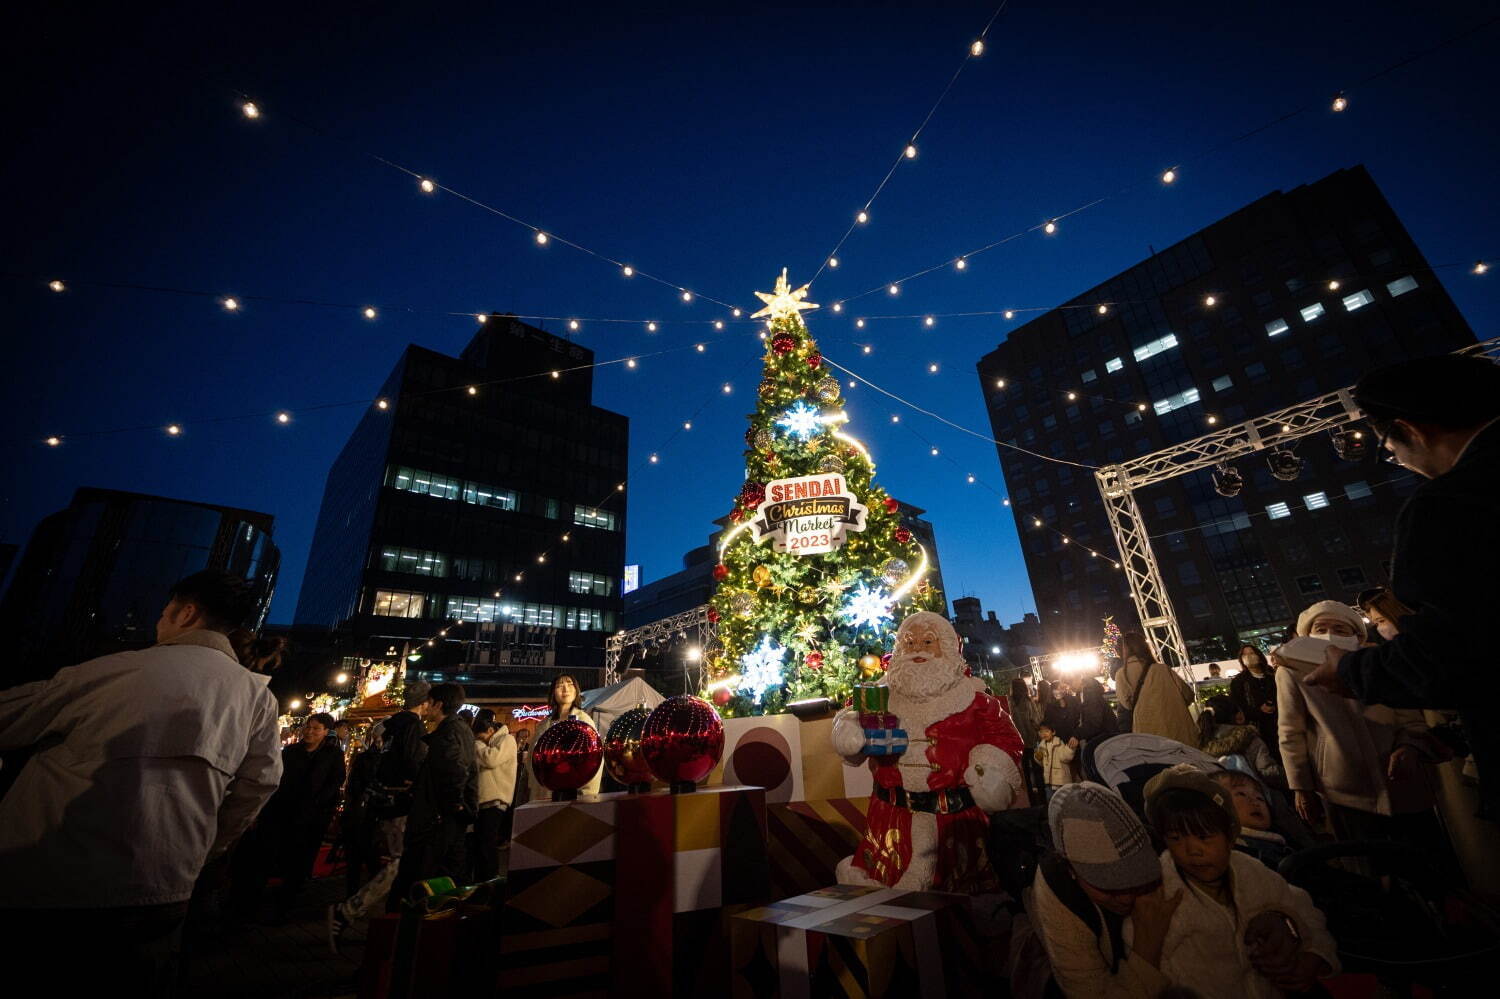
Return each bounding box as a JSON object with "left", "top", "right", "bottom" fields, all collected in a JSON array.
[
  {"left": 1021, "top": 782, "right": 1180, "bottom": 998},
  {"left": 1304, "top": 354, "right": 1500, "bottom": 819},
  {"left": 1144, "top": 765, "right": 1338, "bottom": 997}
]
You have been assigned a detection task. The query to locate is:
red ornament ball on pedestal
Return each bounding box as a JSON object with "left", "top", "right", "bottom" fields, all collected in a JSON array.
[
  {"left": 894, "top": 527, "right": 912, "bottom": 544},
  {"left": 771, "top": 333, "right": 796, "bottom": 355},
  {"left": 712, "top": 563, "right": 729, "bottom": 581},
  {"left": 641, "top": 695, "right": 725, "bottom": 792},
  {"left": 603, "top": 706, "right": 655, "bottom": 791},
  {"left": 531, "top": 718, "right": 603, "bottom": 800},
  {"left": 883, "top": 497, "right": 900, "bottom": 514},
  {"left": 806, "top": 352, "right": 822, "bottom": 369},
  {"left": 712, "top": 687, "right": 732, "bottom": 706}
]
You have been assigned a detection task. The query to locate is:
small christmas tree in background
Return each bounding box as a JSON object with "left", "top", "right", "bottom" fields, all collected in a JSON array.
[
  {"left": 705, "top": 270, "right": 944, "bottom": 716},
  {"left": 1101, "top": 615, "right": 1121, "bottom": 661}
]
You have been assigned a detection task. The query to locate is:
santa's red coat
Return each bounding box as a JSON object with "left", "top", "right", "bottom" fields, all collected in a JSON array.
[{"left": 852, "top": 690, "right": 1027, "bottom": 891}]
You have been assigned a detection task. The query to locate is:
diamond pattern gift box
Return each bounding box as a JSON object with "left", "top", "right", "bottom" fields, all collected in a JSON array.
[
  {"left": 730, "top": 884, "right": 984, "bottom": 999},
  {"left": 501, "top": 784, "right": 769, "bottom": 996}
]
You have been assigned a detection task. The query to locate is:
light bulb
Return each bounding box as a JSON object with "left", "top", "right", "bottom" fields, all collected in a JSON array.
[
  {"left": 48, "top": 279, "right": 65, "bottom": 293},
  {"left": 1207, "top": 415, "right": 1218, "bottom": 425},
  {"left": 467, "top": 386, "right": 478, "bottom": 396},
  {"left": 290, "top": 699, "right": 302, "bottom": 710},
  {"left": 1098, "top": 304, "right": 1108, "bottom": 315},
  {"left": 1062, "top": 537, "right": 1070, "bottom": 544},
  {"left": 714, "top": 320, "right": 724, "bottom": 330},
  {"left": 891, "top": 415, "right": 900, "bottom": 423},
  {"left": 967, "top": 474, "right": 975, "bottom": 483},
  {"left": 862, "top": 344, "right": 872, "bottom": 354},
  {"left": 930, "top": 446, "right": 939, "bottom": 456},
  {"left": 363, "top": 306, "right": 377, "bottom": 319},
  {"left": 1475, "top": 261, "right": 1490, "bottom": 275},
  {"left": 828, "top": 257, "right": 839, "bottom": 268},
  {"left": 515, "top": 573, "right": 523, "bottom": 581},
  {"left": 242, "top": 101, "right": 260, "bottom": 119},
  {"left": 681, "top": 290, "right": 693, "bottom": 302},
  {"left": 928, "top": 363, "right": 939, "bottom": 373},
  {"left": 848, "top": 380, "right": 856, "bottom": 387},
  {"left": 1328, "top": 280, "right": 1340, "bottom": 291},
  {"left": 1043, "top": 220, "right": 1057, "bottom": 234},
  {"left": 646, "top": 321, "right": 657, "bottom": 332},
  {"left": 649, "top": 454, "right": 658, "bottom": 463},
  {"left": 904, "top": 144, "right": 917, "bottom": 159},
  {"left": 537, "top": 555, "right": 546, "bottom": 564},
  {"left": 995, "top": 378, "right": 1006, "bottom": 388},
  {"left": 856, "top": 318, "right": 866, "bottom": 328},
  {"left": 276, "top": 412, "right": 291, "bottom": 424},
  {"left": 955, "top": 258, "right": 967, "bottom": 270},
  {"left": 622, "top": 265, "right": 634, "bottom": 277},
  {"left": 832, "top": 302, "right": 843, "bottom": 313},
  {"left": 535, "top": 231, "right": 548, "bottom": 245},
  {"left": 568, "top": 319, "right": 579, "bottom": 331},
  {"left": 1004, "top": 310, "right": 1015, "bottom": 319},
  {"left": 476, "top": 313, "right": 487, "bottom": 323},
  {"left": 166, "top": 424, "right": 181, "bottom": 436},
  {"left": 888, "top": 283, "right": 899, "bottom": 295},
  {"left": 419, "top": 178, "right": 435, "bottom": 193},
  {"left": 1204, "top": 295, "right": 1217, "bottom": 307},
  {"left": 1162, "top": 168, "right": 1176, "bottom": 184},
  {"left": 617, "top": 483, "right": 625, "bottom": 491},
  {"left": 1067, "top": 391, "right": 1077, "bottom": 401},
  {"left": 1331, "top": 93, "right": 1348, "bottom": 112},
  {"left": 722, "top": 383, "right": 732, "bottom": 393},
  {"left": 924, "top": 316, "right": 934, "bottom": 327},
  {"left": 1138, "top": 403, "right": 1148, "bottom": 411},
  {"left": 562, "top": 533, "right": 570, "bottom": 541},
  {"left": 1033, "top": 518, "right": 1042, "bottom": 527},
  {"left": 695, "top": 343, "right": 705, "bottom": 352},
  {"left": 550, "top": 370, "right": 560, "bottom": 379},
  {"left": 970, "top": 39, "right": 984, "bottom": 56},
  {"left": 683, "top": 421, "right": 692, "bottom": 429},
  {"left": 626, "top": 358, "right": 637, "bottom": 368},
  {"left": 376, "top": 399, "right": 389, "bottom": 410},
  {"left": 223, "top": 297, "right": 240, "bottom": 311},
  {"left": 45, "top": 435, "right": 61, "bottom": 447},
  {"left": 856, "top": 210, "right": 869, "bottom": 224}
]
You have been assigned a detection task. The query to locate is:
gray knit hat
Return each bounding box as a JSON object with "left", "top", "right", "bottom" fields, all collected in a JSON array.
[{"left": 1048, "top": 782, "right": 1161, "bottom": 891}]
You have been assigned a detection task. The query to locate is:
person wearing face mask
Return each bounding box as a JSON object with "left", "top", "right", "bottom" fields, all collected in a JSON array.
[
  {"left": 1274, "top": 602, "right": 1445, "bottom": 846},
  {"left": 1228, "top": 645, "right": 1278, "bottom": 760},
  {"left": 1303, "top": 355, "right": 1500, "bottom": 822}
]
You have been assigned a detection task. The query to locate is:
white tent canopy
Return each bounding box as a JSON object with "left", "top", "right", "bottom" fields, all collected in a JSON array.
[{"left": 579, "top": 674, "right": 666, "bottom": 737}]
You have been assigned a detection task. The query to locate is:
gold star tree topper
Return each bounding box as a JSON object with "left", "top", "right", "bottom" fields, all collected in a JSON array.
[{"left": 751, "top": 268, "right": 818, "bottom": 321}]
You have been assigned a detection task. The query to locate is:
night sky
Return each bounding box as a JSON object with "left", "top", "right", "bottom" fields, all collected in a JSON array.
[{"left": 4, "top": 2, "right": 1496, "bottom": 628}]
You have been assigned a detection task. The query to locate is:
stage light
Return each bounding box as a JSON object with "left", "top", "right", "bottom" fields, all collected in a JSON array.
[
  {"left": 1212, "top": 462, "right": 1244, "bottom": 498},
  {"left": 1330, "top": 427, "right": 1368, "bottom": 461},
  {"left": 1267, "top": 448, "right": 1303, "bottom": 482}
]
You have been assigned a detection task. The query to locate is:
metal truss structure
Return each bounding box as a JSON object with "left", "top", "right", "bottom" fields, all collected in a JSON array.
[
  {"left": 1095, "top": 335, "right": 1500, "bottom": 670},
  {"left": 603, "top": 604, "right": 716, "bottom": 685}
]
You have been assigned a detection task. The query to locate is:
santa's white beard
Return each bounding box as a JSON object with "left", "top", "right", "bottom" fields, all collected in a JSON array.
[{"left": 886, "top": 651, "right": 966, "bottom": 701}]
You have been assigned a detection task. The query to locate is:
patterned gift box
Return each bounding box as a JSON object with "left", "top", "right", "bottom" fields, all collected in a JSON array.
[
  {"left": 712, "top": 713, "right": 874, "bottom": 802},
  {"left": 851, "top": 682, "right": 889, "bottom": 716},
  {"left": 730, "top": 885, "right": 983, "bottom": 999},
  {"left": 765, "top": 797, "right": 870, "bottom": 898},
  {"left": 500, "top": 785, "right": 769, "bottom": 996}
]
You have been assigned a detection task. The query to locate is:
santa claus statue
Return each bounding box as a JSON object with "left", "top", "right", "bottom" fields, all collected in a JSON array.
[{"left": 832, "top": 611, "right": 1026, "bottom": 892}]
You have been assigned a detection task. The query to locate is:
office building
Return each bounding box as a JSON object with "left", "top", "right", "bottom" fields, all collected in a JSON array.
[
  {"left": 0, "top": 487, "right": 279, "bottom": 681},
  {"left": 976, "top": 166, "right": 1475, "bottom": 658},
  {"left": 295, "top": 315, "right": 628, "bottom": 693}
]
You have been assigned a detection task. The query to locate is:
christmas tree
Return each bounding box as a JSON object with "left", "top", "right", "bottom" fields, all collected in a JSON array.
[{"left": 705, "top": 270, "right": 944, "bottom": 716}]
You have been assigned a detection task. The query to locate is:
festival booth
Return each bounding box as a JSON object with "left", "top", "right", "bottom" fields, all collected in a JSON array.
[{"left": 580, "top": 673, "right": 667, "bottom": 736}]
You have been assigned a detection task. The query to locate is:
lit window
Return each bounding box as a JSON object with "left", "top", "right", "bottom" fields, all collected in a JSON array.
[
  {"left": 1344, "top": 480, "right": 1372, "bottom": 500},
  {"left": 374, "top": 590, "right": 426, "bottom": 618},
  {"left": 1081, "top": 369, "right": 1097, "bottom": 383},
  {"left": 1105, "top": 357, "right": 1124, "bottom": 373},
  {"left": 1211, "top": 375, "right": 1233, "bottom": 392},
  {"left": 1342, "top": 290, "right": 1375, "bottom": 312},
  {"left": 1152, "top": 387, "right": 1201, "bottom": 415},
  {"left": 1304, "top": 491, "right": 1330, "bottom": 510},
  {"left": 569, "top": 570, "right": 614, "bottom": 596},
  {"left": 1265, "top": 318, "right": 1290, "bottom": 337},
  {"left": 574, "top": 505, "right": 619, "bottom": 531},
  {"left": 1266, "top": 502, "right": 1292, "bottom": 520},
  {"left": 1132, "top": 334, "right": 1179, "bottom": 363},
  {"left": 1385, "top": 276, "right": 1417, "bottom": 297},
  {"left": 1299, "top": 303, "right": 1325, "bottom": 323}
]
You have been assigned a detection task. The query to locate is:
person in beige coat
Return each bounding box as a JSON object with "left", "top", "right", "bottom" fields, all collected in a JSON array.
[
  {"left": 531, "top": 673, "right": 602, "bottom": 799},
  {"left": 1275, "top": 601, "right": 1444, "bottom": 844},
  {"left": 1114, "top": 632, "right": 1198, "bottom": 747}
]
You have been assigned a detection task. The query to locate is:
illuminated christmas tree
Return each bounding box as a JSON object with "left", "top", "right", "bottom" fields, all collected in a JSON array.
[
  {"left": 706, "top": 270, "right": 944, "bottom": 716},
  {"left": 1101, "top": 616, "right": 1122, "bottom": 661}
]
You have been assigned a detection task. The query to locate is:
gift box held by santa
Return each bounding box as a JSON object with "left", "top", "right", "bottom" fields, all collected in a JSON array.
[{"left": 832, "top": 611, "right": 1027, "bottom": 892}]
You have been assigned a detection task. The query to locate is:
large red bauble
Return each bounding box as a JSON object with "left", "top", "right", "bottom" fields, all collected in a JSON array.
[
  {"left": 883, "top": 497, "right": 900, "bottom": 514},
  {"left": 712, "top": 687, "right": 732, "bottom": 706},
  {"left": 894, "top": 527, "right": 912, "bottom": 544},
  {"left": 712, "top": 563, "right": 729, "bottom": 581},
  {"left": 771, "top": 333, "right": 796, "bottom": 355},
  {"left": 531, "top": 718, "right": 603, "bottom": 793},
  {"left": 806, "top": 352, "right": 822, "bottom": 369},
  {"left": 603, "top": 706, "right": 655, "bottom": 789},
  {"left": 641, "top": 695, "right": 725, "bottom": 789}
]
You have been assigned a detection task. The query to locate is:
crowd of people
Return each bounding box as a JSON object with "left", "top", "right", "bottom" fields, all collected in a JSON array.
[{"left": 0, "top": 354, "right": 1494, "bottom": 997}]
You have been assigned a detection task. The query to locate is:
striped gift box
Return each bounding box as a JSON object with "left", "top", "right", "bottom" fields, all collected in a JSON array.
[
  {"left": 730, "top": 885, "right": 983, "bottom": 999},
  {"left": 765, "top": 798, "right": 870, "bottom": 898}
]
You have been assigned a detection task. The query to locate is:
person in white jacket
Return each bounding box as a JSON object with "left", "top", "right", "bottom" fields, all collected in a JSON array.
[
  {"left": 471, "top": 712, "right": 517, "bottom": 881},
  {"left": 532, "top": 673, "right": 602, "bottom": 799},
  {"left": 1144, "top": 765, "right": 1338, "bottom": 998},
  {"left": 1033, "top": 722, "right": 1077, "bottom": 800},
  {"left": 0, "top": 570, "right": 282, "bottom": 991}
]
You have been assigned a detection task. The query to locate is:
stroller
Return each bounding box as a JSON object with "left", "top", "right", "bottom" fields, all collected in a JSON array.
[{"left": 1080, "top": 732, "right": 1500, "bottom": 993}]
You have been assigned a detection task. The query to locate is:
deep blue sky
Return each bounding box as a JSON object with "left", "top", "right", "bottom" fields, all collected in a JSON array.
[{"left": 3, "top": 2, "right": 1496, "bottom": 627}]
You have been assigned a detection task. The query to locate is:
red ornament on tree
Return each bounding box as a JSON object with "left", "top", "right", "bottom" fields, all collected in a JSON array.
[
  {"left": 741, "top": 481, "right": 766, "bottom": 508},
  {"left": 883, "top": 497, "right": 900, "bottom": 514},
  {"left": 641, "top": 695, "right": 725, "bottom": 792},
  {"left": 712, "top": 563, "right": 729, "bottom": 581},
  {"left": 771, "top": 334, "right": 796, "bottom": 355},
  {"left": 711, "top": 687, "right": 732, "bottom": 706},
  {"left": 530, "top": 718, "right": 603, "bottom": 801},
  {"left": 894, "top": 527, "right": 912, "bottom": 544},
  {"left": 881, "top": 652, "right": 893, "bottom": 669},
  {"left": 804, "top": 651, "right": 825, "bottom": 670},
  {"left": 707, "top": 607, "right": 721, "bottom": 623},
  {"left": 806, "top": 352, "right": 822, "bottom": 369}
]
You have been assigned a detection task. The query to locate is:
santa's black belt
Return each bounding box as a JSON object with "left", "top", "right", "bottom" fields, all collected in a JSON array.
[{"left": 874, "top": 784, "right": 976, "bottom": 815}]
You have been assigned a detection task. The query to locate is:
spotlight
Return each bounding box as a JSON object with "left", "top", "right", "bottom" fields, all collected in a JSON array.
[
  {"left": 1267, "top": 448, "right": 1303, "bottom": 482},
  {"left": 1330, "top": 427, "right": 1368, "bottom": 461},
  {"left": 1331, "top": 93, "right": 1348, "bottom": 112},
  {"left": 1212, "top": 462, "right": 1244, "bottom": 498}
]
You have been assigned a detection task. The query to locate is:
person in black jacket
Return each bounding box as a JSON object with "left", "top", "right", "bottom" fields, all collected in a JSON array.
[
  {"left": 386, "top": 683, "right": 477, "bottom": 909},
  {"left": 341, "top": 724, "right": 383, "bottom": 898},
  {"left": 1228, "top": 645, "right": 1278, "bottom": 757},
  {"left": 1041, "top": 678, "right": 1083, "bottom": 745},
  {"left": 1074, "top": 675, "right": 1119, "bottom": 748},
  {"left": 1305, "top": 355, "right": 1500, "bottom": 821}
]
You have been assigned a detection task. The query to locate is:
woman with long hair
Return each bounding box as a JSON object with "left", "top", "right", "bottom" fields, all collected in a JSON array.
[
  {"left": 1009, "top": 677, "right": 1044, "bottom": 800},
  {"left": 1114, "top": 631, "right": 1197, "bottom": 747},
  {"left": 532, "top": 673, "right": 602, "bottom": 798},
  {"left": 1229, "top": 643, "right": 1279, "bottom": 756}
]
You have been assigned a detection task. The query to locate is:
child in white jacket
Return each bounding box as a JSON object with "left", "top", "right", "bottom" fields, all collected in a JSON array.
[
  {"left": 1143, "top": 765, "right": 1338, "bottom": 999},
  {"left": 1034, "top": 723, "right": 1076, "bottom": 800}
]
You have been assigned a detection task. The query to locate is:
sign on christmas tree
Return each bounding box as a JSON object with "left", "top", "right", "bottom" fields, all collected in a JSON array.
[{"left": 706, "top": 270, "right": 944, "bottom": 716}]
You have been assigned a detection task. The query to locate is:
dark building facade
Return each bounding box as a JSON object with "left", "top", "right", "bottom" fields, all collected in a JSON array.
[
  {"left": 0, "top": 487, "right": 279, "bottom": 681},
  {"left": 295, "top": 316, "right": 628, "bottom": 693},
  {"left": 977, "top": 166, "right": 1475, "bottom": 659}
]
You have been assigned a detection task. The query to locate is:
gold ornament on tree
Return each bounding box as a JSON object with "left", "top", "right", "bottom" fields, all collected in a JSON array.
[
  {"left": 797, "top": 585, "right": 819, "bottom": 604},
  {"left": 752, "top": 565, "right": 773, "bottom": 589},
  {"left": 815, "top": 376, "right": 841, "bottom": 402},
  {"left": 857, "top": 654, "right": 882, "bottom": 677}
]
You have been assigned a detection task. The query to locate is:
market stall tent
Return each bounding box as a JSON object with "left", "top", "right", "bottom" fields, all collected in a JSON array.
[{"left": 579, "top": 674, "right": 665, "bottom": 737}]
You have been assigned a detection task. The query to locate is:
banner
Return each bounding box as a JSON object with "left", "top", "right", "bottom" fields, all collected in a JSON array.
[{"left": 749, "top": 474, "right": 869, "bottom": 556}]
